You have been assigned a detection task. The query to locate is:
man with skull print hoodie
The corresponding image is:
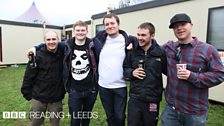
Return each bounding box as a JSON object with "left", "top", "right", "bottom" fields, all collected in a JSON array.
[
  {"left": 31, "top": 21, "right": 97, "bottom": 126},
  {"left": 63, "top": 35, "right": 97, "bottom": 93},
  {"left": 63, "top": 21, "right": 97, "bottom": 126}
]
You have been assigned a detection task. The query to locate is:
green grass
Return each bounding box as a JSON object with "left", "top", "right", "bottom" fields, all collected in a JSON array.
[{"left": 0, "top": 65, "right": 224, "bottom": 126}]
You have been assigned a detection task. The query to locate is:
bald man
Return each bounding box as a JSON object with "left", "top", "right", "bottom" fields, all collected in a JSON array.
[{"left": 21, "top": 31, "right": 66, "bottom": 126}]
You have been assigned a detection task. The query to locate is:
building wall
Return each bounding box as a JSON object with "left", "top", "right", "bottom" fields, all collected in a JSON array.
[
  {"left": 0, "top": 23, "right": 62, "bottom": 65},
  {"left": 0, "top": 20, "right": 92, "bottom": 65},
  {"left": 0, "top": 0, "right": 223, "bottom": 103},
  {"left": 92, "top": 0, "right": 224, "bottom": 45},
  {"left": 90, "top": 0, "right": 224, "bottom": 103}
]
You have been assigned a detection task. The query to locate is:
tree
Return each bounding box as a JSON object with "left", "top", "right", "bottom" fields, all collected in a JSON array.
[
  {"left": 118, "top": 0, "right": 130, "bottom": 8},
  {"left": 117, "top": 0, "right": 154, "bottom": 9}
]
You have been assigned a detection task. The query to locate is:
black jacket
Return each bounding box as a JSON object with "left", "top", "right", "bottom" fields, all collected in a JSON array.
[
  {"left": 63, "top": 37, "right": 97, "bottom": 92},
  {"left": 123, "top": 39, "right": 167, "bottom": 102},
  {"left": 21, "top": 45, "right": 65, "bottom": 103}
]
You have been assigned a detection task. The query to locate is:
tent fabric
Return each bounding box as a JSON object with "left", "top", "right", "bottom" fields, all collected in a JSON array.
[{"left": 15, "top": 2, "right": 49, "bottom": 24}]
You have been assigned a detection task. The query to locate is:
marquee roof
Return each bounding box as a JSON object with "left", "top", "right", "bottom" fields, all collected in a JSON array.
[{"left": 15, "top": 2, "right": 49, "bottom": 24}]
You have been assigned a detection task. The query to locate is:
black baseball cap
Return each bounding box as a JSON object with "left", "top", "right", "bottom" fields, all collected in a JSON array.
[{"left": 169, "top": 13, "right": 191, "bottom": 29}]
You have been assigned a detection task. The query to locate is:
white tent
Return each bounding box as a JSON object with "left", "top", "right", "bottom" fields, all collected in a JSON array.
[{"left": 15, "top": 2, "right": 49, "bottom": 24}]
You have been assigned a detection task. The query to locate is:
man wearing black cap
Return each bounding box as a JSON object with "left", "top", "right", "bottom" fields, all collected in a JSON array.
[{"left": 161, "top": 13, "right": 224, "bottom": 126}]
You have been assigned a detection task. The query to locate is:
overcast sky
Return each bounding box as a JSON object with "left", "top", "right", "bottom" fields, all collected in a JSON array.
[{"left": 0, "top": 0, "right": 121, "bottom": 26}]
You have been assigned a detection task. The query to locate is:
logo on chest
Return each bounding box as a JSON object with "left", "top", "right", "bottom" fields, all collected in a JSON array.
[{"left": 71, "top": 50, "right": 90, "bottom": 80}]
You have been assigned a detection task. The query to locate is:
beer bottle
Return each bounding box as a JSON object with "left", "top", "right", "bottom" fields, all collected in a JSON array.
[{"left": 28, "top": 52, "right": 37, "bottom": 68}]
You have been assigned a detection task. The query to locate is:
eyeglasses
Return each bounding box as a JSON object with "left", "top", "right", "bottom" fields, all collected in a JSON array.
[
  {"left": 175, "top": 46, "right": 182, "bottom": 61},
  {"left": 46, "top": 38, "right": 57, "bottom": 41}
]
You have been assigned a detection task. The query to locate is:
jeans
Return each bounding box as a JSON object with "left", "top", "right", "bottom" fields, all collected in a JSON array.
[
  {"left": 68, "top": 89, "right": 97, "bottom": 126},
  {"left": 161, "top": 104, "right": 207, "bottom": 126},
  {"left": 29, "top": 99, "right": 63, "bottom": 126},
  {"left": 99, "top": 86, "right": 127, "bottom": 126}
]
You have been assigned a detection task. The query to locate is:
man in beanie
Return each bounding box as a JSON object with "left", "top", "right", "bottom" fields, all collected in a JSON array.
[{"left": 161, "top": 13, "right": 224, "bottom": 126}]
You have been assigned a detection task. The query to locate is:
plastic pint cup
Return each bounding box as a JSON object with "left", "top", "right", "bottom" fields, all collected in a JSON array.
[
  {"left": 176, "top": 64, "right": 187, "bottom": 75},
  {"left": 176, "top": 64, "right": 187, "bottom": 70}
]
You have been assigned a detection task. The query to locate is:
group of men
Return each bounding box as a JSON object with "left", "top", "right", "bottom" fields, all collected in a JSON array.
[{"left": 21, "top": 12, "right": 224, "bottom": 126}]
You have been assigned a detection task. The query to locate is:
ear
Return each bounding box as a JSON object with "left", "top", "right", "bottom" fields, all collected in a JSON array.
[{"left": 151, "top": 33, "right": 155, "bottom": 39}]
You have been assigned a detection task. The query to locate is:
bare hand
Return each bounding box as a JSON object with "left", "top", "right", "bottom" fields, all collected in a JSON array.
[
  {"left": 27, "top": 47, "right": 36, "bottom": 58},
  {"left": 126, "top": 43, "right": 133, "bottom": 50},
  {"left": 132, "top": 68, "right": 146, "bottom": 80},
  {"left": 177, "top": 68, "right": 191, "bottom": 80}
]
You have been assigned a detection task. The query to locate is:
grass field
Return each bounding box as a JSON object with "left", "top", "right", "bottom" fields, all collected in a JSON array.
[{"left": 0, "top": 65, "right": 224, "bottom": 126}]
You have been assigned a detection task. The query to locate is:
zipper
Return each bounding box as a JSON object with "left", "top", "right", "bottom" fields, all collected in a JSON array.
[
  {"left": 86, "top": 45, "right": 97, "bottom": 92},
  {"left": 64, "top": 47, "right": 71, "bottom": 91}
]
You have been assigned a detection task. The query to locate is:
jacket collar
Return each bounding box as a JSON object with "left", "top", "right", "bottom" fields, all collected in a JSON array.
[
  {"left": 95, "top": 29, "right": 128, "bottom": 44},
  {"left": 136, "top": 39, "right": 157, "bottom": 51},
  {"left": 136, "top": 39, "right": 162, "bottom": 56},
  {"left": 175, "top": 37, "right": 198, "bottom": 49}
]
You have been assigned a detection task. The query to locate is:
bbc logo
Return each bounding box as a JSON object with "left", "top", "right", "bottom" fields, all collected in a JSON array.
[{"left": 3, "top": 112, "right": 26, "bottom": 119}]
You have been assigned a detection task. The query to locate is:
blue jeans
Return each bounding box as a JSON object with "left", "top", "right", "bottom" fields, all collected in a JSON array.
[
  {"left": 99, "top": 86, "right": 127, "bottom": 126},
  {"left": 68, "top": 89, "right": 97, "bottom": 126},
  {"left": 161, "top": 104, "right": 207, "bottom": 126}
]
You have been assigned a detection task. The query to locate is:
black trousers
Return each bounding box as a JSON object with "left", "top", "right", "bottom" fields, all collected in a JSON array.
[{"left": 128, "top": 98, "right": 160, "bottom": 126}]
